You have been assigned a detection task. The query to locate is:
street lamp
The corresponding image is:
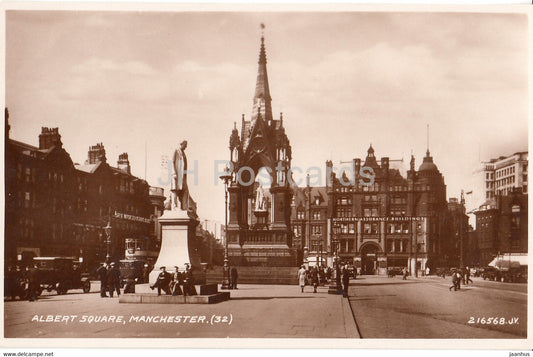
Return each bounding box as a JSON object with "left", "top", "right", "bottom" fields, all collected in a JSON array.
[
  {"left": 328, "top": 236, "right": 342, "bottom": 294},
  {"left": 104, "top": 219, "right": 112, "bottom": 264},
  {"left": 219, "top": 166, "right": 232, "bottom": 290}
]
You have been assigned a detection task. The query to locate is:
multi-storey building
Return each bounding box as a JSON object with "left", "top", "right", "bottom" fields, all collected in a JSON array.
[
  {"left": 5, "top": 110, "right": 159, "bottom": 271},
  {"left": 493, "top": 152, "right": 528, "bottom": 196},
  {"left": 291, "top": 186, "right": 328, "bottom": 265},
  {"left": 326, "top": 145, "right": 450, "bottom": 275},
  {"left": 474, "top": 188, "right": 527, "bottom": 266},
  {"left": 444, "top": 197, "right": 470, "bottom": 268},
  {"left": 5, "top": 115, "right": 78, "bottom": 266}
]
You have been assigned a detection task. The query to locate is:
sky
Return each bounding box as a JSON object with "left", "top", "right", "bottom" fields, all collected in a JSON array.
[{"left": 5, "top": 9, "right": 529, "bottom": 225}]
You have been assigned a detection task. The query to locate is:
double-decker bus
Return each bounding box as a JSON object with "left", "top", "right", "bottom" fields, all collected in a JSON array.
[{"left": 124, "top": 237, "right": 159, "bottom": 265}]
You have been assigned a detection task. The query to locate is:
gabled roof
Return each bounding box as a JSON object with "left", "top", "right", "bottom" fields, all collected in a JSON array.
[{"left": 75, "top": 161, "right": 103, "bottom": 174}]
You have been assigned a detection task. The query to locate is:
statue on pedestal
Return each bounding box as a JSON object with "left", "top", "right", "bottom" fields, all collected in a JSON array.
[{"left": 171, "top": 140, "right": 197, "bottom": 219}]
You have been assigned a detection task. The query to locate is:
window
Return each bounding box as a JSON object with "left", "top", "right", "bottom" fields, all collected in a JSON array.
[
  {"left": 297, "top": 211, "right": 305, "bottom": 220},
  {"left": 349, "top": 223, "right": 355, "bottom": 234},
  {"left": 24, "top": 192, "right": 31, "bottom": 208},
  {"left": 363, "top": 223, "right": 378, "bottom": 234},
  {"left": 312, "top": 211, "right": 321, "bottom": 220},
  {"left": 312, "top": 225, "right": 322, "bottom": 235}
]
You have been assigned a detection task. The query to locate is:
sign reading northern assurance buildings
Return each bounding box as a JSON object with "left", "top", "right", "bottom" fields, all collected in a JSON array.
[{"left": 332, "top": 216, "right": 425, "bottom": 224}]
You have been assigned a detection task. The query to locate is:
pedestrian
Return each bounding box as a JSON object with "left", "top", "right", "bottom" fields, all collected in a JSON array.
[
  {"left": 230, "top": 267, "right": 238, "bottom": 289},
  {"left": 142, "top": 263, "right": 150, "bottom": 284},
  {"left": 310, "top": 266, "right": 319, "bottom": 293},
  {"left": 402, "top": 267, "right": 408, "bottom": 280},
  {"left": 106, "top": 262, "right": 121, "bottom": 297},
  {"left": 342, "top": 265, "right": 350, "bottom": 298},
  {"left": 26, "top": 264, "right": 41, "bottom": 302},
  {"left": 426, "top": 267, "right": 430, "bottom": 276},
  {"left": 298, "top": 265, "right": 307, "bottom": 293},
  {"left": 171, "top": 266, "right": 183, "bottom": 296},
  {"left": 465, "top": 266, "right": 473, "bottom": 285},
  {"left": 96, "top": 263, "right": 108, "bottom": 298},
  {"left": 151, "top": 266, "right": 172, "bottom": 296},
  {"left": 183, "top": 263, "right": 197, "bottom": 296},
  {"left": 449, "top": 270, "right": 461, "bottom": 291}
]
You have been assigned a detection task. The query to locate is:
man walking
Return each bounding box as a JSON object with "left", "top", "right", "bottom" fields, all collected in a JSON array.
[
  {"left": 310, "top": 266, "right": 319, "bottom": 293},
  {"left": 342, "top": 265, "right": 350, "bottom": 298},
  {"left": 26, "top": 264, "right": 41, "bottom": 302},
  {"left": 230, "top": 267, "right": 238, "bottom": 290},
  {"left": 464, "top": 266, "right": 473, "bottom": 285},
  {"left": 96, "top": 263, "right": 108, "bottom": 298},
  {"left": 106, "top": 262, "right": 121, "bottom": 297}
]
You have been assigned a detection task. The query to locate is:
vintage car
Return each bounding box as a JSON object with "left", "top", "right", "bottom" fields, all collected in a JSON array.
[
  {"left": 387, "top": 267, "right": 403, "bottom": 277},
  {"left": 480, "top": 266, "right": 502, "bottom": 281},
  {"left": 33, "top": 257, "right": 91, "bottom": 295}
]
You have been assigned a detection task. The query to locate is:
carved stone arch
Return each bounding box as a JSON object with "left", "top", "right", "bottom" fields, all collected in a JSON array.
[{"left": 360, "top": 241, "right": 382, "bottom": 275}]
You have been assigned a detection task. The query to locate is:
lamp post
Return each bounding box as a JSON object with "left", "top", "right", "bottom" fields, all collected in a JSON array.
[
  {"left": 328, "top": 236, "right": 342, "bottom": 294},
  {"left": 219, "top": 166, "right": 232, "bottom": 290},
  {"left": 104, "top": 219, "right": 112, "bottom": 264}
]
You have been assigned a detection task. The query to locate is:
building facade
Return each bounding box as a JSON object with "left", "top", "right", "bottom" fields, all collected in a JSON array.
[
  {"left": 474, "top": 189, "right": 528, "bottom": 266},
  {"left": 5, "top": 110, "right": 160, "bottom": 271},
  {"left": 291, "top": 186, "right": 328, "bottom": 265},
  {"left": 327, "top": 146, "right": 450, "bottom": 275}
]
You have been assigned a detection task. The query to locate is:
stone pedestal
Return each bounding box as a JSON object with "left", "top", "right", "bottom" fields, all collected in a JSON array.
[{"left": 149, "top": 209, "right": 205, "bottom": 286}]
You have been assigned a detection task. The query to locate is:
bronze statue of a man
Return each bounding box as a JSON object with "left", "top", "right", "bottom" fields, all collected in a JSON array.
[{"left": 171, "top": 140, "right": 197, "bottom": 217}]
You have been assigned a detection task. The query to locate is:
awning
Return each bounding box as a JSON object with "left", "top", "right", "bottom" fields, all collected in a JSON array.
[{"left": 488, "top": 254, "right": 528, "bottom": 270}]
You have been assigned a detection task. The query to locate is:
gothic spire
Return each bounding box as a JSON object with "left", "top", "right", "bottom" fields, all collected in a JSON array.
[{"left": 252, "top": 29, "right": 273, "bottom": 124}]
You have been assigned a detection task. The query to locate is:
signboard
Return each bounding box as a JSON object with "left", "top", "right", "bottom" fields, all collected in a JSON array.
[
  {"left": 114, "top": 211, "right": 151, "bottom": 224},
  {"left": 333, "top": 216, "right": 424, "bottom": 224}
]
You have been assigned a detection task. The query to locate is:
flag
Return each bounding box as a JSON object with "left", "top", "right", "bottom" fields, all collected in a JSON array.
[{"left": 466, "top": 190, "right": 473, "bottom": 195}]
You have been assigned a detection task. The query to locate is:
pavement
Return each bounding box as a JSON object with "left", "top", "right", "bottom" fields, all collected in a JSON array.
[{"left": 4, "top": 281, "right": 359, "bottom": 341}]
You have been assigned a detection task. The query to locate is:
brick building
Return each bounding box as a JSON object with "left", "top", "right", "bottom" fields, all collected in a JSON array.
[
  {"left": 291, "top": 185, "right": 328, "bottom": 265},
  {"left": 5, "top": 109, "right": 160, "bottom": 270},
  {"left": 474, "top": 189, "right": 527, "bottom": 266},
  {"left": 326, "top": 145, "right": 450, "bottom": 275}
]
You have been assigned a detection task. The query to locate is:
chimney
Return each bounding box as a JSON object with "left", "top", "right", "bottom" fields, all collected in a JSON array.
[
  {"left": 39, "top": 127, "right": 62, "bottom": 150},
  {"left": 86, "top": 142, "right": 106, "bottom": 164},
  {"left": 117, "top": 153, "right": 131, "bottom": 174}
]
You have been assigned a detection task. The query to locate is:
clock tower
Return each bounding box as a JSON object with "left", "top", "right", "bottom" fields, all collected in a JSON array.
[{"left": 226, "top": 32, "right": 297, "bottom": 267}]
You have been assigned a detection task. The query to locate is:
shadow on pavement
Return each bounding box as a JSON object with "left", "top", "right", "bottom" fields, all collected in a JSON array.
[
  {"left": 230, "top": 296, "right": 324, "bottom": 301},
  {"left": 351, "top": 281, "right": 417, "bottom": 287}
]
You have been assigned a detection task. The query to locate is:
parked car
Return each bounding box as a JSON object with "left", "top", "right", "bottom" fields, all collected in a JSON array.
[
  {"left": 481, "top": 266, "right": 502, "bottom": 281},
  {"left": 387, "top": 267, "right": 403, "bottom": 277},
  {"left": 33, "top": 257, "right": 91, "bottom": 295}
]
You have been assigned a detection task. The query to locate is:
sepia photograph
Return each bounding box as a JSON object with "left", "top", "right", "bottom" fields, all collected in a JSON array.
[{"left": 2, "top": 2, "right": 531, "bottom": 351}]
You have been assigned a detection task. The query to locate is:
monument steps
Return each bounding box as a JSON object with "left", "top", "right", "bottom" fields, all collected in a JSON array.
[{"left": 205, "top": 266, "right": 299, "bottom": 285}]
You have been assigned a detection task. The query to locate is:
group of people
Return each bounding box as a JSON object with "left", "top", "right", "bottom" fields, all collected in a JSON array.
[
  {"left": 297, "top": 265, "right": 352, "bottom": 298},
  {"left": 96, "top": 262, "right": 122, "bottom": 298},
  {"left": 449, "top": 266, "right": 474, "bottom": 291},
  {"left": 150, "top": 264, "right": 196, "bottom": 296}
]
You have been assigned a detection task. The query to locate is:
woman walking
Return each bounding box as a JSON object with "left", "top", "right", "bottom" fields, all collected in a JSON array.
[{"left": 298, "top": 265, "right": 307, "bottom": 293}]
